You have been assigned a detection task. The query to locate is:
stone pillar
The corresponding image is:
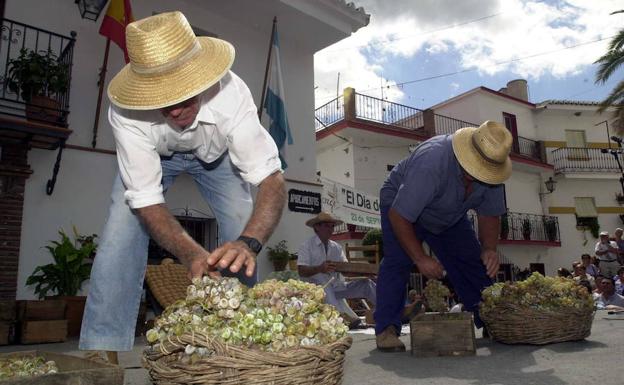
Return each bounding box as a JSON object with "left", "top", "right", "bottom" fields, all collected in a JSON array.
[
  {"left": 343, "top": 87, "right": 356, "bottom": 121},
  {"left": 423, "top": 109, "right": 436, "bottom": 137}
]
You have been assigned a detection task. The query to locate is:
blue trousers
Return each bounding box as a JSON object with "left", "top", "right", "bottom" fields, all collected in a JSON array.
[
  {"left": 79, "top": 153, "right": 254, "bottom": 351},
  {"left": 374, "top": 205, "right": 492, "bottom": 335}
]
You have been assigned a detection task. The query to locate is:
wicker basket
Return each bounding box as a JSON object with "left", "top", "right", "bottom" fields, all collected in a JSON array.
[
  {"left": 145, "top": 259, "right": 190, "bottom": 308},
  {"left": 480, "top": 303, "right": 595, "bottom": 345},
  {"left": 143, "top": 332, "right": 352, "bottom": 385}
]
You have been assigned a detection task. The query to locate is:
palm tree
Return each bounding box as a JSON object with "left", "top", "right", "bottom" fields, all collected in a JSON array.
[{"left": 595, "top": 10, "right": 624, "bottom": 135}]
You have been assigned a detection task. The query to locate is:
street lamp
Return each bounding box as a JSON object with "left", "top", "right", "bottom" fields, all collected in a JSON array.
[
  {"left": 539, "top": 176, "right": 557, "bottom": 199},
  {"left": 75, "top": 0, "right": 108, "bottom": 21}
]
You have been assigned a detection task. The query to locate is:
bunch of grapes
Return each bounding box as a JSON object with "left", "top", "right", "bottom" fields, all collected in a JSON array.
[
  {"left": 481, "top": 272, "right": 594, "bottom": 313},
  {"left": 0, "top": 356, "right": 58, "bottom": 379},
  {"left": 146, "top": 277, "right": 348, "bottom": 356},
  {"left": 423, "top": 279, "right": 450, "bottom": 312}
]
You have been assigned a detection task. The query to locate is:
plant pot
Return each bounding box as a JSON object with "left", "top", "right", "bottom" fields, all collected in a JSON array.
[
  {"left": 288, "top": 259, "right": 298, "bottom": 271},
  {"left": 272, "top": 260, "right": 288, "bottom": 272},
  {"left": 26, "top": 95, "right": 61, "bottom": 124},
  {"left": 47, "top": 295, "right": 86, "bottom": 337}
]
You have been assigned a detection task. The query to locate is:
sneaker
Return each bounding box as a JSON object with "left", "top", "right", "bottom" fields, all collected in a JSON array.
[{"left": 375, "top": 325, "right": 406, "bottom": 352}]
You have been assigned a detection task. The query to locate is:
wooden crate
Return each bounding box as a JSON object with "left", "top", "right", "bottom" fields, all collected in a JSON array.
[
  {"left": 0, "top": 350, "right": 123, "bottom": 385},
  {"left": 0, "top": 321, "right": 15, "bottom": 345},
  {"left": 20, "top": 320, "right": 68, "bottom": 344},
  {"left": 17, "top": 300, "right": 66, "bottom": 321},
  {"left": 0, "top": 300, "right": 17, "bottom": 321},
  {"left": 410, "top": 312, "right": 476, "bottom": 357}
]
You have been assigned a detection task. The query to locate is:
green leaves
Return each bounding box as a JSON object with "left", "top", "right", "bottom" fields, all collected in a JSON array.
[
  {"left": 26, "top": 228, "right": 97, "bottom": 299},
  {"left": 6, "top": 48, "right": 70, "bottom": 102}
]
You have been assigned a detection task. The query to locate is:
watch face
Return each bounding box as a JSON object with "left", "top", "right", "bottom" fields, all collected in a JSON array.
[{"left": 239, "top": 236, "right": 262, "bottom": 253}]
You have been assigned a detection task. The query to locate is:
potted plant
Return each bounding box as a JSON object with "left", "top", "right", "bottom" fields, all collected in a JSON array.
[
  {"left": 26, "top": 227, "right": 96, "bottom": 337},
  {"left": 288, "top": 252, "right": 298, "bottom": 271},
  {"left": 362, "top": 228, "right": 384, "bottom": 262},
  {"left": 543, "top": 218, "right": 558, "bottom": 242},
  {"left": 266, "top": 240, "right": 293, "bottom": 272},
  {"left": 499, "top": 212, "right": 509, "bottom": 240},
  {"left": 6, "top": 48, "right": 70, "bottom": 123},
  {"left": 521, "top": 218, "right": 532, "bottom": 240}
]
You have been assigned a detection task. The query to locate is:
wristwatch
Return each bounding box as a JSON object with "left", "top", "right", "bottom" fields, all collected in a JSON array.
[{"left": 237, "top": 236, "right": 263, "bottom": 254}]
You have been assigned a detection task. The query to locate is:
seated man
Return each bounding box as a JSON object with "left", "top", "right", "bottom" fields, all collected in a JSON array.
[
  {"left": 297, "top": 212, "right": 376, "bottom": 327},
  {"left": 595, "top": 276, "right": 624, "bottom": 310}
]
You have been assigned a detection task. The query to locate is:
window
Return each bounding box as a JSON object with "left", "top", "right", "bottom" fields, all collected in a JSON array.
[{"left": 574, "top": 197, "right": 598, "bottom": 226}]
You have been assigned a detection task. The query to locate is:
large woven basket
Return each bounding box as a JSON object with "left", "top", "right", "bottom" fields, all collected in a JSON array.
[
  {"left": 480, "top": 303, "right": 595, "bottom": 345},
  {"left": 143, "top": 332, "right": 352, "bottom": 385},
  {"left": 145, "top": 259, "right": 190, "bottom": 308}
]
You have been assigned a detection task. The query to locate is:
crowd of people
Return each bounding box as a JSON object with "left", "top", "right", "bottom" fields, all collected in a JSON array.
[{"left": 557, "top": 229, "right": 624, "bottom": 311}]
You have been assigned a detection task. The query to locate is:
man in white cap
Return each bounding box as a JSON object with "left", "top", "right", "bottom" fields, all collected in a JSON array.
[
  {"left": 79, "top": 12, "right": 285, "bottom": 359},
  {"left": 375, "top": 121, "right": 512, "bottom": 352},
  {"left": 297, "top": 212, "right": 377, "bottom": 328},
  {"left": 595, "top": 231, "right": 619, "bottom": 278}
]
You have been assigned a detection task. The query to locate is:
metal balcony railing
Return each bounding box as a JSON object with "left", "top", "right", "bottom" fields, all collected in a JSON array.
[
  {"left": 354, "top": 93, "right": 424, "bottom": 131},
  {"left": 333, "top": 222, "right": 373, "bottom": 234},
  {"left": 0, "top": 18, "right": 76, "bottom": 126},
  {"left": 551, "top": 147, "right": 622, "bottom": 173},
  {"left": 516, "top": 136, "right": 541, "bottom": 160},
  {"left": 433, "top": 114, "right": 476, "bottom": 136},
  {"left": 315, "top": 96, "right": 344, "bottom": 131},
  {"left": 468, "top": 211, "right": 560, "bottom": 243}
]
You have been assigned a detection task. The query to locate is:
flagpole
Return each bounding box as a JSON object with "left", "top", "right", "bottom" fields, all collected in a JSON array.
[
  {"left": 258, "top": 17, "right": 277, "bottom": 119},
  {"left": 91, "top": 38, "right": 111, "bottom": 148}
]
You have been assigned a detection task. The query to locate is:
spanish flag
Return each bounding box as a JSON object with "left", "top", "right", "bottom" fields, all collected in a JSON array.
[{"left": 99, "top": 0, "right": 134, "bottom": 63}]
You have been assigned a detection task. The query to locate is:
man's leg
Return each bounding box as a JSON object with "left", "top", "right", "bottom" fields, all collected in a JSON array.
[
  {"left": 79, "top": 175, "right": 151, "bottom": 352},
  {"left": 417, "top": 217, "right": 492, "bottom": 327},
  {"left": 335, "top": 279, "right": 376, "bottom": 305},
  {"left": 374, "top": 205, "right": 414, "bottom": 336},
  {"left": 188, "top": 153, "right": 255, "bottom": 286},
  {"left": 325, "top": 287, "right": 359, "bottom": 321}
]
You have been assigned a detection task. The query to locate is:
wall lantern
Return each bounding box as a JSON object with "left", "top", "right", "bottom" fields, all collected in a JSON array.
[
  {"left": 75, "top": 0, "right": 108, "bottom": 21},
  {"left": 539, "top": 177, "right": 556, "bottom": 199}
]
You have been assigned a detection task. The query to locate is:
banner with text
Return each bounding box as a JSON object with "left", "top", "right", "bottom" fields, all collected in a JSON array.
[{"left": 320, "top": 177, "right": 381, "bottom": 228}]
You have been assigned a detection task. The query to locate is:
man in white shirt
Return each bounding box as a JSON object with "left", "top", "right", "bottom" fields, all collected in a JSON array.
[
  {"left": 595, "top": 276, "right": 624, "bottom": 310},
  {"left": 595, "top": 231, "right": 620, "bottom": 278},
  {"left": 297, "top": 213, "right": 376, "bottom": 327},
  {"left": 80, "top": 12, "right": 285, "bottom": 359}
]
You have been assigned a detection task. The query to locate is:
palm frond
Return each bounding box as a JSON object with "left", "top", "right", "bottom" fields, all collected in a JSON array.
[{"left": 597, "top": 79, "right": 624, "bottom": 112}]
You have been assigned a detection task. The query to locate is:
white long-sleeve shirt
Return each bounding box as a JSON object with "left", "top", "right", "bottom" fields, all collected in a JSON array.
[
  {"left": 109, "top": 71, "right": 281, "bottom": 209},
  {"left": 297, "top": 235, "right": 347, "bottom": 290}
]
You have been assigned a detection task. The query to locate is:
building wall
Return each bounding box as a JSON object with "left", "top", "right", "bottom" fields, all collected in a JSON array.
[
  {"left": 317, "top": 143, "right": 354, "bottom": 187},
  {"left": 6, "top": 0, "right": 344, "bottom": 298},
  {"left": 352, "top": 144, "right": 411, "bottom": 196}
]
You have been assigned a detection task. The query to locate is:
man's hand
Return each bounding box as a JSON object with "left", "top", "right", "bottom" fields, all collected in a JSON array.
[
  {"left": 319, "top": 261, "right": 337, "bottom": 274},
  {"left": 414, "top": 255, "right": 444, "bottom": 279},
  {"left": 481, "top": 248, "right": 499, "bottom": 279},
  {"left": 188, "top": 253, "right": 221, "bottom": 280},
  {"left": 207, "top": 240, "right": 257, "bottom": 277}
]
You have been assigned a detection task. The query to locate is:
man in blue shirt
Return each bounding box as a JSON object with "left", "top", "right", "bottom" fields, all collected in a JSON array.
[{"left": 375, "top": 121, "right": 512, "bottom": 352}]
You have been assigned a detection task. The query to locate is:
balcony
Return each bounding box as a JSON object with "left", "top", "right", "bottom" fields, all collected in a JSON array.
[
  {"left": 469, "top": 211, "right": 561, "bottom": 246},
  {"left": 552, "top": 147, "right": 621, "bottom": 174},
  {"left": 0, "top": 18, "right": 76, "bottom": 149},
  {"left": 315, "top": 88, "right": 548, "bottom": 165},
  {"left": 331, "top": 222, "right": 374, "bottom": 241}
]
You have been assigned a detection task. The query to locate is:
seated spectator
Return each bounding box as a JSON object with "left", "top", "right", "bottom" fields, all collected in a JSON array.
[
  {"left": 615, "top": 267, "right": 624, "bottom": 296},
  {"left": 572, "top": 262, "right": 595, "bottom": 289},
  {"left": 580, "top": 253, "right": 599, "bottom": 277},
  {"left": 595, "top": 276, "right": 624, "bottom": 310},
  {"left": 615, "top": 228, "right": 624, "bottom": 265},
  {"left": 401, "top": 289, "right": 424, "bottom": 323},
  {"left": 577, "top": 279, "right": 593, "bottom": 294},
  {"left": 595, "top": 231, "right": 620, "bottom": 278},
  {"left": 592, "top": 275, "right": 605, "bottom": 301},
  {"left": 557, "top": 267, "right": 572, "bottom": 278},
  {"left": 297, "top": 212, "right": 376, "bottom": 328}
]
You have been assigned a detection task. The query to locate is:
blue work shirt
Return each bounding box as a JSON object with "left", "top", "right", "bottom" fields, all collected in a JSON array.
[{"left": 380, "top": 135, "right": 506, "bottom": 234}]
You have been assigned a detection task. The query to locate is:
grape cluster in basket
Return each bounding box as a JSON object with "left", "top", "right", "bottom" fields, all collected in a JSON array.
[
  {"left": 146, "top": 277, "right": 349, "bottom": 353},
  {"left": 423, "top": 279, "right": 451, "bottom": 312},
  {"left": 480, "top": 272, "right": 594, "bottom": 312},
  {"left": 0, "top": 356, "right": 58, "bottom": 379}
]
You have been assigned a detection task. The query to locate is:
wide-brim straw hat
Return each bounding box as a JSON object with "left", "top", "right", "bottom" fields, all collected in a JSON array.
[
  {"left": 107, "top": 11, "right": 235, "bottom": 110},
  {"left": 452, "top": 120, "right": 513, "bottom": 184},
  {"left": 305, "top": 212, "right": 344, "bottom": 227}
]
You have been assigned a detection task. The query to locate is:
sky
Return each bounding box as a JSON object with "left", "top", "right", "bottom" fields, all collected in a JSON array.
[{"left": 313, "top": 0, "right": 624, "bottom": 109}]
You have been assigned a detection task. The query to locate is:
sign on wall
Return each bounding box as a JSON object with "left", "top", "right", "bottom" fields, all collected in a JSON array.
[
  {"left": 320, "top": 177, "right": 381, "bottom": 228},
  {"left": 288, "top": 189, "right": 321, "bottom": 214}
]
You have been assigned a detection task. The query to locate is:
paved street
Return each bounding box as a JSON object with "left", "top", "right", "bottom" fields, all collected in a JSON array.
[{"left": 1, "top": 310, "right": 623, "bottom": 385}]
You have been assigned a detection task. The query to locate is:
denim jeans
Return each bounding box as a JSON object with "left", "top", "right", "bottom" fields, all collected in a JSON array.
[
  {"left": 374, "top": 205, "right": 492, "bottom": 335},
  {"left": 79, "top": 152, "right": 254, "bottom": 351}
]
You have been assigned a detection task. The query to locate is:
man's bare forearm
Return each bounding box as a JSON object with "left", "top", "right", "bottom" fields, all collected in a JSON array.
[
  {"left": 241, "top": 172, "right": 286, "bottom": 243},
  {"left": 135, "top": 204, "right": 204, "bottom": 267},
  {"left": 478, "top": 215, "right": 500, "bottom": 251}
]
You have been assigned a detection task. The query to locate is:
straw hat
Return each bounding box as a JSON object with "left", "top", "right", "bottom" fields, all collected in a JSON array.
[
  {"left": 305, "top": 212, "right": 344, "bottom": 227},
  {"left": 451, "top": 120, "right": 513, "bottom": 184},
  {"left": 107, "top": 11, "right": 235, "bottom": 110}
]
